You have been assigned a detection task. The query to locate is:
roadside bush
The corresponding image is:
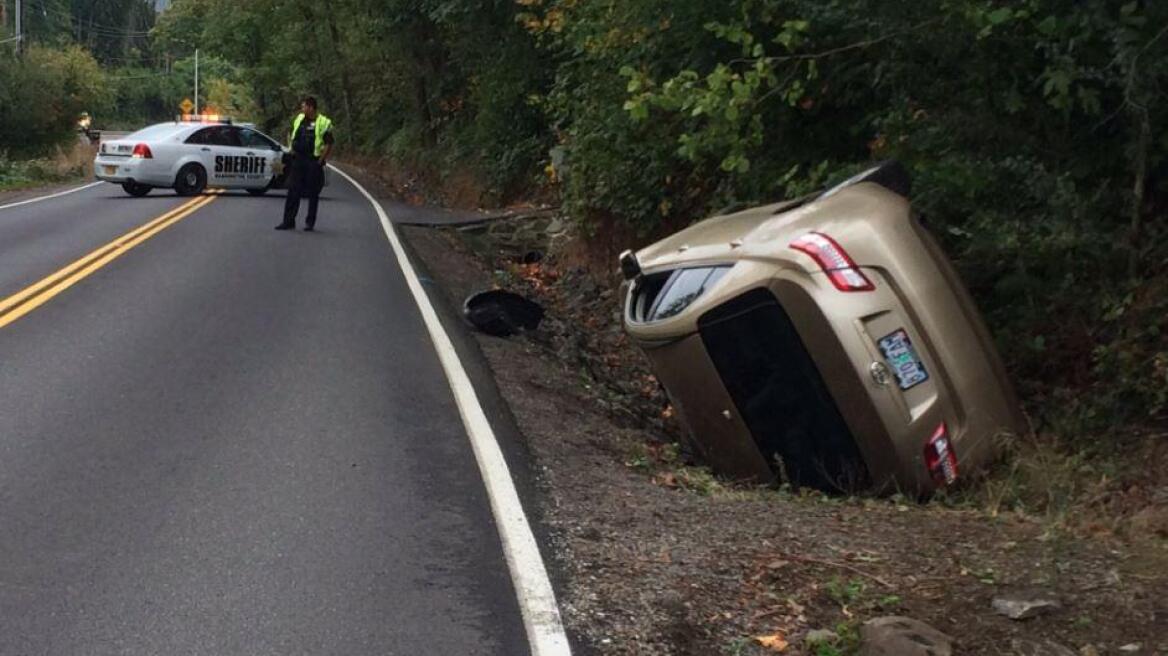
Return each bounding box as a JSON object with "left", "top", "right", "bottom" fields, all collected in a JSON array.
[{"left": 0, "top": 45, "right": 111, "bottom": 157}]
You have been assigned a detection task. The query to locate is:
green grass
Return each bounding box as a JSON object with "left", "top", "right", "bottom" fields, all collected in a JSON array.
[{"left": 825, "top": 577, "right": 865, "bottom": 608}]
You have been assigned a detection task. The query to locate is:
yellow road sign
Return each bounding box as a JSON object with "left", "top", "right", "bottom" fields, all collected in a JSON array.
[{"left": 179, "top": 98, "right": 195, "bottom": 114}]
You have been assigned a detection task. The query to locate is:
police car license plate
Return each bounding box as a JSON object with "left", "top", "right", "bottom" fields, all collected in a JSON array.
[
  {"left": 878, "top": 329, "right": 929, "bottom": 390},
  {"left": 103, "top": 165, "right": 117, "bottom": 175}
]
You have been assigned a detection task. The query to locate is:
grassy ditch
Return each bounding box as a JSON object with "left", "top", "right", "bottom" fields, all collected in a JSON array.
[{"left": 0, "top": 142, "right": 94, "bottom": 193}]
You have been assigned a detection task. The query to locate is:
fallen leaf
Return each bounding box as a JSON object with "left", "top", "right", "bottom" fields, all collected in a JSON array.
[
  {"left": 654, "top": 473, "right": 679, "bottom": 488},
  {"left": 754, "top": 633, "right": 789, "bottom": 652}
]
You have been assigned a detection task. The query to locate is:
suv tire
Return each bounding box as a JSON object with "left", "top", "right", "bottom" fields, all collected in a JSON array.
[
  {"left": 122, "top": 181, "right": 151, "bottom": 197},
  {"left": 174, "top": 164, "right": 207, "bottom": 196}
]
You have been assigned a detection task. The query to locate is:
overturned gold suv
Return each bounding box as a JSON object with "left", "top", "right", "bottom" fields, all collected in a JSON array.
[{"left": 621, "top": 162, "right": 1024, "bottom": 494}]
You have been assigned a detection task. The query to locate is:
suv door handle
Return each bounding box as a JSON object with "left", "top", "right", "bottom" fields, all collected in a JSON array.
[{"left": 201, "top": 147, "right": 211, "bottom": 152}]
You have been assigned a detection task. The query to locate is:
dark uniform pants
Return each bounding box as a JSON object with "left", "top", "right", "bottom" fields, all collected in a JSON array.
[{"left": 282, "top": 155, "right": 324, "bottom": 228}]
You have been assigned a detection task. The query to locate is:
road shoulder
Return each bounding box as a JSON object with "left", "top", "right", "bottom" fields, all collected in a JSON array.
[{"left": 0, "top": 179, "right": 100, "bottom": 210}]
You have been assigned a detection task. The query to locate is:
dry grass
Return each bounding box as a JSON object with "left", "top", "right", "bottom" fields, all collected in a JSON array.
[
  {"left": 0, "top": 140, "right": 94, "bottom": 190},
  {"left": 340, "top": 153, "right": 492, "bottom": 208},
  {"left": 936, "top": 427, "right": 1168, "bottom": 543}
]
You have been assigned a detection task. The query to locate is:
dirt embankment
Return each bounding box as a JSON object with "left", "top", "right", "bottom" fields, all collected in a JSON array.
[{"left": 344, "top": 163, "right": 1168, "bottom": 655}]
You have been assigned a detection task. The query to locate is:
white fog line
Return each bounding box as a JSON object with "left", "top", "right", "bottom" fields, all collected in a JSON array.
[
  {"left": 0, "top": 181, "right": 103, "bottom": 213},
  {"left": 332, "top": 164, "right": 572, "bottom": 656}
]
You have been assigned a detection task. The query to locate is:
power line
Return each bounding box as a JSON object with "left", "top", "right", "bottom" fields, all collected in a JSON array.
[
  {"left": 105, "top": 71, "right": 171, "bottom": 80},
  {"left": 31, "top": 0, "right": 153, "bottom": 37},
  {"left": 99, "top": 55, "right": 168, "bottom": 63}
]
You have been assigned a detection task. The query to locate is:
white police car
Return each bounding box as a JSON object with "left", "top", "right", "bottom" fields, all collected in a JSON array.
[{"left": 94, "top": 116, "right": 289, "bottom": 197}]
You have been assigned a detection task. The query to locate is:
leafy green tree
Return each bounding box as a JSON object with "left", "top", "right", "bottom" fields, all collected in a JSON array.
[{"left": 0, "top": 45, "right": 111, "bottom": 155}]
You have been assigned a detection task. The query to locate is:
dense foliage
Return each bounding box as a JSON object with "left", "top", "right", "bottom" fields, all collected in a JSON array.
[
  {"left": 150, "top": 0, "right": 552, "bottom": 195},
  {"left": 3, "top": 0, "right": 1165, "bottom": 428},
  {"left": 0, "top": 0, "right": 253, "bottom": 131},
  {"left": 0, "top": 45, "right": 108, "bottom": 155}
]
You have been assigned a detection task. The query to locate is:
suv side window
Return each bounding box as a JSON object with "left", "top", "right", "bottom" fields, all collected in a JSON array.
[
  {"left": 185, "top": 127, "right": 213, "bottom": 145},
  {"left": 239, "top": 129, "right": 278, "bottom": 150},
  {"left": 185, "top": 126, "right": 240, "bottom": 146},
  {"left": 210, "top": 126, "right": 242, "bottom": 147}
]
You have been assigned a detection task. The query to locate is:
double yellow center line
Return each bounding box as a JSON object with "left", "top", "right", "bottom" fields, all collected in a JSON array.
[{"left": 0, "top": 190, "right": 221, "bottom": 329}]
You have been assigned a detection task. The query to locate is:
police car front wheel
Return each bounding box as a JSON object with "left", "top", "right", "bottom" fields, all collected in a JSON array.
[
  {"left": 175, "top": 163, "right": 207, "bottom": 196},
  {"left": 122, "top": 182, "right": 151, "bottom": 197}
]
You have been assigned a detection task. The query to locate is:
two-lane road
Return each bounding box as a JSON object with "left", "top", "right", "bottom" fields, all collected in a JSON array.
[{"left": 0, "top": 178, "right": 537, "bottom": 654}]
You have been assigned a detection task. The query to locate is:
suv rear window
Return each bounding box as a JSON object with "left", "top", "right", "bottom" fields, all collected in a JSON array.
[{"left": 126, "top": 124, "right": 184, "bottom": 141}]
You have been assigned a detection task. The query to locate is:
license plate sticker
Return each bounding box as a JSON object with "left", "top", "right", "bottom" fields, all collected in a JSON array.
[
  {"left": 103, "top": 165, "right": 117, "bottom": 175},
  {"left": 878, "top": 329, "right": 929, "bottom": 390}
]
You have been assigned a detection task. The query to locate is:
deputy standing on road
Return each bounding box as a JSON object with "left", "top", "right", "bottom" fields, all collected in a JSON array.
[{"left": 276, "top": 96, "right": 334, "bottom": 232}]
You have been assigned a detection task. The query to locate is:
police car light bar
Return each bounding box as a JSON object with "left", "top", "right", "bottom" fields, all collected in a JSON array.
[{"left": 177, "top": 114, "right": 233, "bottom": 124}]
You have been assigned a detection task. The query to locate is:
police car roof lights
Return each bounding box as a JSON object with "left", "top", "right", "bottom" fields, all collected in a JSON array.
[{"left": 177, "top": 114, "right": 233, "bottom": 124}]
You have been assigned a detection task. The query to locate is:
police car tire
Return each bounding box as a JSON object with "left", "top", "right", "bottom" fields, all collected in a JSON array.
[
  {"left": 175, "top": 163, "right": 207, "bottom": 196},
  {"left": 122, "top": 182, "right": 151, "bottom": 197}
]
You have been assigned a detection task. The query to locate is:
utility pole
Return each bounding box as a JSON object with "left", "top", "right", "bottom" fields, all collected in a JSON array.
[{"left": 194, "top": 48, "right": 199, "bottom": 114}]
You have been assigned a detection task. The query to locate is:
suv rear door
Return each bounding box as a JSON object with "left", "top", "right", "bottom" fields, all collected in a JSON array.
[
  {"left": 185, "top": 126, "right": 231, "bottom": 187},
  {"left": 237, "top": 128, "right": 283, "bottom": 188}
]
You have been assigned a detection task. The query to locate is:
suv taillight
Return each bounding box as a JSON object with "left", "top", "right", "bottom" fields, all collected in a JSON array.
[
  {"left": 924, "top": 423, "right": 959, "bottom": 486},
  {"left": 131, "top": 143, "right": 153, "bottom": 159},
  {"left": 789, "top": 232, "right": 875, "bottom": 292}
]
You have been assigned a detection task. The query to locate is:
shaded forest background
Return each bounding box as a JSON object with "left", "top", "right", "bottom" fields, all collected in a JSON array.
[{"left": 2, "top": 0, "right": 1166, "bottom": 446}]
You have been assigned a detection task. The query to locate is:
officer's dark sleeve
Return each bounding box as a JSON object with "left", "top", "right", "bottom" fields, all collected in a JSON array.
[{"left": 323, "top": 130, "right": 335, "bottom": 145}]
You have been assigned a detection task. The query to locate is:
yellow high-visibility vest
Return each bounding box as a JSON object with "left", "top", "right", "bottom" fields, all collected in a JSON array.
[{"left": 289, "top": 113, "right": 333, "bottom": 157}]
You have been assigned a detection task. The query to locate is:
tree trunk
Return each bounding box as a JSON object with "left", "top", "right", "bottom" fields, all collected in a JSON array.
[
  {"left": 414, "top": 73, "right": 435, "bottom": 147},
  {"left": 325, "top": 8, "right": 355, "bottom": 149},
  {"left": 1128, "top": 107, "right": 1149, "bottom": 277},
  {"left": 1125, "top": 61, "right": 1151, "bottom": 277},
  {"left": 410, "top": 16, "right": 441, "bottom": 148}
]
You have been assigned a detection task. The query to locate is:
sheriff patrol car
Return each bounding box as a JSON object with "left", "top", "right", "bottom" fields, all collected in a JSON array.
[{"left": 94, "top": 116, "right": 290, "bottom": 197}]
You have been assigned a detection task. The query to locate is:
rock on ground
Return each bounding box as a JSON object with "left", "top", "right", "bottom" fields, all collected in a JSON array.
[
  {"left": 1012, "top": 639, "right": 1078, "bottom": 656},
  {"left": 992, "top": 593, "right": 1062, "bottom": 620},
  {"left": 860, "top": 616, "right": 954, "bottom": 656}
]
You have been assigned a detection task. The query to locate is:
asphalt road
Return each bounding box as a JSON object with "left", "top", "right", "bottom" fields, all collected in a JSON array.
[{"left": 0, "top": 179, "right": 530, "bottom": 654}]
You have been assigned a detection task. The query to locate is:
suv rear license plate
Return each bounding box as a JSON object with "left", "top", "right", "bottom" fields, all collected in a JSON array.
[
  {"left": 103, "top": 165, "right": 117, "bottom": 175},
  {"left": 878, "top": 329, "right": 929, "bottom": 390}
]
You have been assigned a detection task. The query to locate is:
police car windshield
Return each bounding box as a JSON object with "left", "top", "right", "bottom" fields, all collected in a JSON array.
[{"left": 126, "top": 124, "right": 186, "bottom": 141}]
